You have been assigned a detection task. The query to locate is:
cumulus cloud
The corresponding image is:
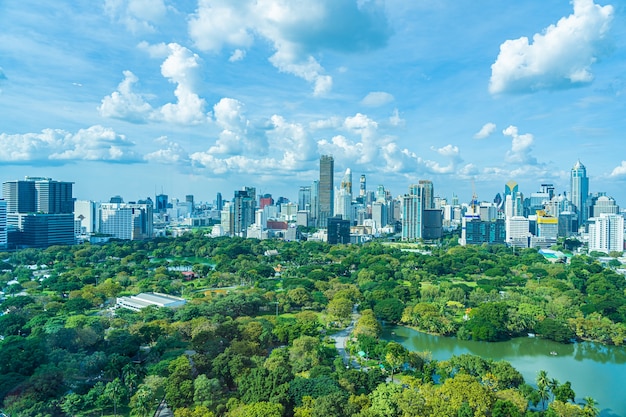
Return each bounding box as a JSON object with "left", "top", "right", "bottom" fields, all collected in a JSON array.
[
  {"left": 0, "top": 126, "right": 138, "bottom": 163},
  {"left": 431, "top": 144, "right": 459, "bottom": 157},
  {"left": 188, "top": 0, "right": 390, "bottom": 95},
  {"left": 361, "top": 91, "right": 394, "bottom": 107},
  {"left": 267, "top": 115, "right": 316, "bottom": 162},
  {"left": 104, "top": 0, "right": 167, "bottom": 33},
  {"left": 502, "top": 125, "right": 537, "bottom": 164},
  {"left": 98, "top": 71, "right": 153, "bottom": 123},
  {"left": 100, "top": 44, "right": 209, "bottom": 124},
  {"left": 490, "top": 0, "right": 614, "bottom": 94},
  {"left": 610, "top": 161, "right": 626, "bottom": 177},
  {"left": 158, "top": 43, "right": 208, "bottom": 124},
  {"left": 474, "top": 122, "right": 496, "bottom": 139},
  {"left": 144, "top": 137, "right": 190, "bottom": 164}
]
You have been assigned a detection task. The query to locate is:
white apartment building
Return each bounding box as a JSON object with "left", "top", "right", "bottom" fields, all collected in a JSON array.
[{"left": 588, "top": 213, "right": 624, "bottom": 254}]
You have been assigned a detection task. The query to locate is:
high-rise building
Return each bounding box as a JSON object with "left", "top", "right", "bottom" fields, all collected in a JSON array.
[
  {"left": 99, "top": 201, "right": 153, "bottom": 240},
  {"left": 571, "top": 160, "right": 589, "bottom": 224},
  {"left": 155, "top": 194, "right": 168, "bottom": 212},
  {"left": 340, "top": 168, "right": 352, "bottom": 195},
  {"left": 318, "top": 155, "right": 334, "bottom": 227},
  {"left": 75, "top": 200, "right": 100, "bottom": 235},
  {"left": 401, "top": 185, "right": 422, "bottom": 241},
  {"left": 3, "top": 177, "right": 75, "bottom": 248},
  {"left": 233, "top": 187, "right": 256, "bottom": 237},
  {"left": 259, "top": 193, "right": 274, "bottom": 209},
  {"left": 504, "top": 180, "right": 518, "bottom": 200},
  {"left": 418, "top": 180, "right": 434, "bottom": 210},
  {"left": 327, "top": 216, "right": 350, "bottom": 244},
  {"left": 590, "top": 194, "right": 619, "bottom": 218},
  {"left": 588, "top": 213, "right": 624, "bottom": 254},
  {"left": 216, "top": 192, "right": 223, "bottom": 211},
  {"left": 359, "top": 175, "right": 366, "bottom": 198},
  {"left": 506, "top": 216, "right": 530, "bottom": 248},
  {"left": 298, "top": 186, "right": 311, "bottom": 211},
  {"left": 0, "top": 200, "right": 6, "bottom": 249}
]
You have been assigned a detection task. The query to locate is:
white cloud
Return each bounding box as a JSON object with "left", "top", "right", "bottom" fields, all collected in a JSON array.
[
  {"left": 474, "top": 122, "right": 496, "bottom": 139},
  {"left": 144, "top": 137, "right": 189, "bottom": 164},
  {"left": 229, "top": 49, "right": 246, "bottom": 62},
  {"left": 104, "top": 0, "right": 167, "bottom": 33},
  {"left": 431, "top": 144, "right": 459, "bottom": 157},
  {"left": 158, "top": 43, "right": 208, "bottom": 124},
  {"left": 389, "top": 109, "right": 404, "bottom": 127},
  {"left": 610, "top": 161, "right": 626, "bottom": 177},
  {"left": 100, "top": 44, "right": 209, "bottom": 124},
  {"left": 361, "top": 91, "right": 394, "bottom": 107},
  {"left": 0, "top": 126, "right": 138, "bottom": 163},
  {"left": 490, "top": 0, "right": 613, "bottom": 94},
  {"left": 98, "top": 71, "right": 153, "bottom": 123},
  {"left": 268, "top": 115, "right": 315, "bottom": 162},
  {"left": 188, "top": 0, "right": 390, "bottom": 95},
  {"left": 502, "top": 125, "right": 536, "bottom": 164},
  {"left": 137, "top": 41, "right": 170, "bottom": 58}
]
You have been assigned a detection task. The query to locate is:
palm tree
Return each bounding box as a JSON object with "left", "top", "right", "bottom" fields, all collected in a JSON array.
[
  {"left": 537, "top": 384, "right": 550, "bottom": 411},
  {"left": 582, "top": 397, "right": 600, "bottom": 417},
  {"left": 536, "top": 369, "right": 549, "bottom": 391},
  {"left": 548, "top": 378, "right": 560, "bottom": 401}
]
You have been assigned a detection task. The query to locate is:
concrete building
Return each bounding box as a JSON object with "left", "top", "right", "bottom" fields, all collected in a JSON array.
[
  {"left": 116, "top": 292, "right": 186, "bottom": 311},
  {"left": 588, "top": 213, "right": 624, "bottom": 254},
  {"left": 99, "top": 201, "right": 153, "bottom": 240},
  {"left": 0, "top": 200, "right": 5, "bottom": 249},
  {"left": 318, "top": 155, "right": 334, "bottom": 228},
  {"left": 327, "top": 216, "right": 350, "bottom": 244},
  {"left": 401, "top": 185, "right": 422, "bottom": 241},
  {"left": 571, "top": 160, "right": 589, "bottom": 224},
  {"left": 506, "top": 216, "right": 530, "bottom": 248},
  {"left": 3, "top": 177, "right": 75, "bottom": 248}
]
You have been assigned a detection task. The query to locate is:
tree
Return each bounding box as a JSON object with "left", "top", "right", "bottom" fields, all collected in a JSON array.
[
  {"left": 353, "top": 309, "right": 382, "bottom": 339},
  {"left": 104, "top": 377, "right": 128, "bottom": 417},
  {"left": 582, "top": 397, "right": 599, "bottom": 417},
  {"left": 368, "top": 383, "right": 403, "bottom": 417},
  {"left": 327, "top": 297, "right": 353, "bottom": 326},
  {"left": 385, "top": 342, "right": 407, "bottom": 379}
]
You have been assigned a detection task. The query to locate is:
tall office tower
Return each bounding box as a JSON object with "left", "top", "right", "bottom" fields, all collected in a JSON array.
[
  {"left": 2, "top": 177, "right": 75, "bottom": 248},
  {"left": 310, "top": 180, "right": 319, "bottom": 225},
  {"left": 340, "top": 168, "right": 352, "bottom": 194},
  {"left": 335, "top": 188, "right": 353, "bottom": 222},
  {"left": 536, "top": 210, "right": 558, "bottom": 245},
  {"left": 504, "top": 180, "right": 518, "bottom": 200},
  {"left": 185, "top": 195, "right": 194, "bottom": 211},
  {"left": 99, "top": 201, "right": 154, "bottom": 240},
  {"left": 318, "top": 155, "right": 334, "bottom": 227},
  {"left": 155, "top": 194, "right": 168, "bottom": 212},
  {"left": 588, "top": 213, "right": 624, "bottom": 254},
  {"left": 401, "top": 185, "right": 422, "bottom": 241},
  {"left": 0, "top": 200, "right": 6, "bottom": 249},
  {"left": 571, "top": 160, "right": 589, "bottom": 224},
  {"left": 418, "top": 180, "right": 434, "bottom": 209},
  {"left": 375, "top": 185, "right": 386, "bottom": 203},
  {"left": 233, "top": 187, "right": 256, "bottom": 237},
  {"left": 359, "top": 175, "right": 366, "bottom": 198},
  {"left": 371, "top": 201, "right": 387, "bottom": 232},
  {"left": 216, "top": 192, "right": 223, "bottom": 211},
  {"left": 298, "top": 186, "right": 311, "bottom": 211}
]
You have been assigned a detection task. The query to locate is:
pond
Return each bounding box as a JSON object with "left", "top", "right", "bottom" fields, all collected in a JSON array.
[{"left": 382, "top": 326, "right": 626, "bottom": 417}]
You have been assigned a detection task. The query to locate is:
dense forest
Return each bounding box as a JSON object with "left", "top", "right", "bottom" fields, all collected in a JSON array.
[{"left": 1, "top": 233, "right": 623, "bottom": 416}]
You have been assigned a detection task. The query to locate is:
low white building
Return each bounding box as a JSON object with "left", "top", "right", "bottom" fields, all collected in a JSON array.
[{"left": 116, "top": 292, "right": 186, "bottom": 311}]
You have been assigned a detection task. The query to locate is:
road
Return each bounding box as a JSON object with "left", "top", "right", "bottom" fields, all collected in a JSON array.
[{"left": 330, "top": 304, "right": 361, "bottom": 369}]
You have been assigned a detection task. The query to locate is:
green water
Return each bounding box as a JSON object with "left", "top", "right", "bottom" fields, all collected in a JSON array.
[{"left": 383, "top": 326, "right": 626, "bottom": 417}]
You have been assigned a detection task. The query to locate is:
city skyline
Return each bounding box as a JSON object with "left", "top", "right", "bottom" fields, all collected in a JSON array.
[{"left": 1, "top": 1, "right": 626, "bottom": 204}]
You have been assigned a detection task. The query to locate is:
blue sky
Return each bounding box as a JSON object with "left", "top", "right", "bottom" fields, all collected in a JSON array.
[{"left": 1, "top": 0, "right": 625, "bottom": 206}]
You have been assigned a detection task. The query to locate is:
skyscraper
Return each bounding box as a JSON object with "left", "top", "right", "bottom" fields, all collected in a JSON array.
[
  {"left": 318, "top": 155, "right": 334, "bottom": 227},
  {"left": 298, "top": 186, "right": 311, "bottom": 211},
  {"left": 401, "top": 184, "right": 422, "bottom": 241},
  {"left": 418, "top": 180, "right": 434, "bottom": 209},
  {"left": 340, "top": 168, "right": 352, "bottom": 195},
  {"left": 359, "top": 175, "right": 366, "bottom": 198},
  {"left": 570, "top": 160, "right": 589, "bottom": 224},
  {"left": 2, "top": 177, "right": 75, "bottom": 248}
]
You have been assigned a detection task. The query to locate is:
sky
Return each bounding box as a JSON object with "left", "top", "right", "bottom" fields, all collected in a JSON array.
[{"left": 1, "top": 0, "right": 626, "bottom": 206}]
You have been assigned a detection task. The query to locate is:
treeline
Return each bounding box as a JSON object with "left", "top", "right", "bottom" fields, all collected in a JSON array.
[{"left": 0, "top": 234, "right": 621, "bottom": 416}]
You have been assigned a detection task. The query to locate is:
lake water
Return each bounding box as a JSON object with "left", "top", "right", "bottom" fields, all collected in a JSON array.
[{"left": 382, "top": 326, "right": 626, "bottom": 417}]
